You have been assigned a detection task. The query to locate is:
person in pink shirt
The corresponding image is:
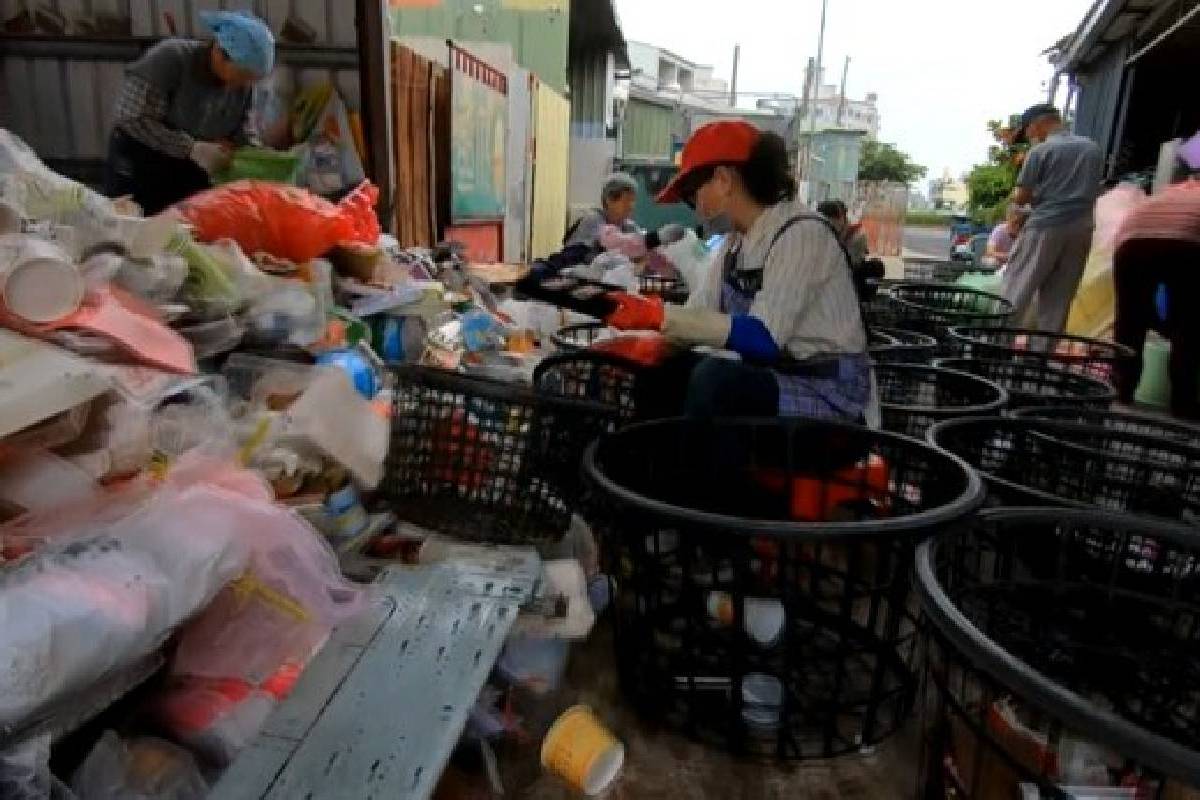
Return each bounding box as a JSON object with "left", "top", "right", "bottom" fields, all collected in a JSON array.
[
  {"left": 985, "top": 204, "right": 1030, "bottom": 267},
  {"left": 1112, "top": 168, "right": 1200, "bottom": 419}
]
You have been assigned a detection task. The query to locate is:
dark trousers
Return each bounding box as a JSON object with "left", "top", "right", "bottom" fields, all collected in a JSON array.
[
  {"left": 632, "top": 352, "right": 780, "bottom": 419},
  {"left": 105, "top": 130, "right": 211, "bottom": 215},
  {"left": 1113, "top": 238, "right": 1200, "bottom": 420}
]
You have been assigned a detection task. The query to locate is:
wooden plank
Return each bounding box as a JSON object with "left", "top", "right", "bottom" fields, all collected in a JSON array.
[
  {"left": 31, "top": 58, "right": 71, "bottom": 158},
  {"left": 328, "top": 0, "right": 355, "bottom": 47},
  {"left": 1, "top": 58, "right": 37, "bottom": 145},
  {"left": 432, "top": 61, "right": 450, "bottom": 241},
  {"left": 129, "top": 0, "right": 155, "bottom": 35}
]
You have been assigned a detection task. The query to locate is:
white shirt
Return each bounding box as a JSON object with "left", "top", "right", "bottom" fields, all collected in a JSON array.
[{"left": 687, "top": 200, "right": 867, "bottom": 360}]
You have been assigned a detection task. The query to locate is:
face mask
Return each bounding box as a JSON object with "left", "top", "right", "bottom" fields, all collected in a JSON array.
[{"left": 700, "top": 211, "right": 733, "bottom": 238}]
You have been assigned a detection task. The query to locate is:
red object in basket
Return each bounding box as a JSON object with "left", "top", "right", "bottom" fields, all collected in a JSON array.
[
  {"left": 755, "top": 454, "right": 891, "bottom": 521},
  {"left": 430, "top": 409, "right": 494, "bottom": 490}
]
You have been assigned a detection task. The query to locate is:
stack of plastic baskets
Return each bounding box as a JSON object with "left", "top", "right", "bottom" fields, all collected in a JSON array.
[
  {"left": 1013, "top": 406, "right": 1200, "bottom": 447},
  {"left": 889, "top": 283, "right": 1014, "bottom": 339},
  {"left": 551, "top": 322, "right": 614, "bottom": 352},
  {"left": 917, "top": 508, "right": 1200, "bottom": 798},
  {"left": 385, "top": 366, "right": 620, "bottom": 544},
  {"left": 639, "top": 273, "right": 689, "bottom": 304},
  {"left": 947, "top": 326, "right": 1135, "bottom": 383},
  {"left": 934, "top": 357, "right": 1116, "bottom": 410},
  {"left": 928, "top": 416, "right": 1200, "bottom": 520},
  {"left": 868, "top": 327, "right": 939, "bottom": 365},
  {"left": 874, "top": 364, "right": 1008, "bottom": 439},
  {"left": 903, "top": 258, "right": 996, "bottom": 283},
  {"left": 534, "top": 350, "right": 641, "bottom": 422},
  {"left": 584, "top": 418, "right": 985, "bottom": 759},
  {"left": 860, "top": 281, "right": 901, "bottom": 330}
]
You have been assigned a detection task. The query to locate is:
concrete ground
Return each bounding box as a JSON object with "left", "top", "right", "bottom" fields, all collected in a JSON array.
[{"left": 436, "top": 624, "right": 922, "bottom": 800}]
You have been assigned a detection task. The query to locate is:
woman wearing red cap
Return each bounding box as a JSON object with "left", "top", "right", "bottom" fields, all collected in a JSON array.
[{"left": 603, "top": 120, "right": 871, "bottom": 421}]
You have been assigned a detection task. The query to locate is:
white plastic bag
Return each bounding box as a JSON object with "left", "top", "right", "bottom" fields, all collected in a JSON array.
[
  {"left": 659, "top": 230, "right": 715, "bottom": 293},
  {"left": 299, "top": 90, "right": 365, "bottom": 196}
]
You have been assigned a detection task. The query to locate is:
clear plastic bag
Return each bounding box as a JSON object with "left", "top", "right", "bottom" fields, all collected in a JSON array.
[{"left": 72, "top": 731, "right": 206, "bottom": 800}]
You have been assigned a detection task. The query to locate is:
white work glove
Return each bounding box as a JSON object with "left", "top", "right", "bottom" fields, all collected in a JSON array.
[{"left": 189, "top": 141, "right": 232, "bottom": 176}]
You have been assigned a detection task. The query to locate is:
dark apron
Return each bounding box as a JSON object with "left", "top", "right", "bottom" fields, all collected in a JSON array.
[
  {"left": 720, "top": 216, "right": 872, "bottom": 421},
  {"left": 105, "top": 130, "right": 212, "bottom": 215}
]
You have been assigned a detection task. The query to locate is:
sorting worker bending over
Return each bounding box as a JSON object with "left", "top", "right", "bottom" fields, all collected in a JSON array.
[
  {"left": 564, "top": 172, "right": 688, "bottom": 259},
  {"left": 600, "top": 120, "right": 871, "bottom": 421},
  {"left": 1001, "top": 103, "right": 1103, "bottom": 330},
  {"left": 106, "top": 11, "right": 275, "bottom": 214},
  {"left": 1111, "top": 166, "right": 1200, "bottom": 420}
]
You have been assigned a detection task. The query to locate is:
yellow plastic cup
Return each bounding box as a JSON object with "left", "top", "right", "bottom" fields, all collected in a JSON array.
[{"left": 540, "top": 705, "right": 625, "bottom": 796}]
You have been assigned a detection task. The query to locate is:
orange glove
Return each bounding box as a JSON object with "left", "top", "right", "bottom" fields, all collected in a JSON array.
[
  {"left": 605, "top": 292, "right": 664, "bottom": 331},
  {"left": 590, "top": 334, "right": 674, "bottom": 367}
]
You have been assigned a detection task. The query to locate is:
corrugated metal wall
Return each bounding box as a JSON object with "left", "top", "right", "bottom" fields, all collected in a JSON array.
[
  {"left": 528, "top": 80, "right": 569, "bottom": 259},
  {"left": 568, "top": 48, "right": 607, "bottom": 138},
  {"left": 0, "top": 0, "right": 359, "bottom": 170},
  {"left": 621, "top": 97, "right": 673, "bottom": 159},
  {"left": 1072, "top": 40, "right": 1129, "bottom": 177},
  {"left": 389, "top": 0, "right": 569, "bottom": 94}
]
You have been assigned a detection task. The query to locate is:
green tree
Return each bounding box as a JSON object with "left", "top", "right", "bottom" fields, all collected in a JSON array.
[
  {"left": 857, "top": 140, "right": 928, "bottom": 184},
  {"left": 966, "top": 118, "right": 1028, "bottom": 224}
]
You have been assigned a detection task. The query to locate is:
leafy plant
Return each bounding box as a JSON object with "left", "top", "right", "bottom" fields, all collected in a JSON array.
[
  {"left": 965, "top": 117, "right": 1030, "bottom": 225},
  {"left": 858, "top": 140, "right": 928, "bottom": 184}
]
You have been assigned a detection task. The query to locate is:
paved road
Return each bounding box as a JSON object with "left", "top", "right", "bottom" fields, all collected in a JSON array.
[{"left": 903, "top": 226, "right": 950, "bottom": 259}]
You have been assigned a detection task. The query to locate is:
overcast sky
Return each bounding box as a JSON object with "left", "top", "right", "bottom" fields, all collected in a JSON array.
[{"left": 613, "top": 0, "right": 1093, "bottom": 187}]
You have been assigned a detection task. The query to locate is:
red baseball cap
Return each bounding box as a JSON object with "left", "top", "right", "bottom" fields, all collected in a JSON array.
[{"left": 656, "top": 120, "right": 760, "bottom": 204}]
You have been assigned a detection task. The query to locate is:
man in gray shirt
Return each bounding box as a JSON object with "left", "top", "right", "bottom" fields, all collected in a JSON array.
[{"left": 1000, "top": 103, "right": 1104, "bottom": 331}]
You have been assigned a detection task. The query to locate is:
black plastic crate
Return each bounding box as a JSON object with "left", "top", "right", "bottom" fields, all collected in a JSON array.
[
  {"left": 534, "top": 350, "right": 641, "bottom": 422},
  {"left": 917, "top": 508, "right": 1200, "bottom": 798},
  {"left": 928, "top": 416, "right": 1200, "bottom": 522},
  {"left": 1013, "top": 406, "right": 1200, "bottom": 447},
  {"left": 889, "top": 283, "right": 1014, "bottom": 338},
  {"left": 551, "top": 322, "right": 613, "bottom": 352},
  {"left": 875, "top": 364, "right": 1008, "bottom": 439},
  {"left": 903, "top": 258, "right": 997, "bottom": 283},
  {"left": 947, "top": 326, "right": 1136, "bottom": 382},
  {"left": 933, "top": 357, "right": 1115, "bottom": 410},
  {"left": 385, "top": 366, "right": 619, "bottom": 544},
  {"left": 868, "top": 327, "right": 940, "bottom": 365},
  {"left": 639, "top": 273, "right": 690, "bottom": 304},
  {"left": 860, "top": 282, "right": 901, "bottom": 330},
  {"left": 583, "top": 418, "right": 984, "bottom": 760}
]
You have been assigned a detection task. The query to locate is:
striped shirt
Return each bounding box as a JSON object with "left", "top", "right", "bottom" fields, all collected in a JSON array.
[
  {"left": 688, "top": 200, "right": 866, "bottom": 360},
  {"left": 1114, "top": 180, "right": 1200, "bottom": 250}
]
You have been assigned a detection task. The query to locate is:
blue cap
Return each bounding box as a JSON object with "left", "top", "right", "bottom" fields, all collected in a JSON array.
[{"left": 200, "top": 10, "right": 275, "bottom": 78}]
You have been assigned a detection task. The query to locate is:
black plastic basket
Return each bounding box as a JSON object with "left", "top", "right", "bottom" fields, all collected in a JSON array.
[
  {"left": 551, "top": 322, "right": 613, "bottom": 352},
  {"left": 928, "top": 416, "right": 1200, "bottom": 522},
  {"left": 947, "top": 326, "right": 1136, "bottom": 382},
  {"left": 933, "top": 357, "right": 1115, "bottom": 410},
  {"left": 875, "top": 364, "right": 1008, "bottom": 439},
  {"left": 385, "top": 366, "right": 619, "bottom": 544},
  {"left": 903, "top": 258, "right": 997, "bottom": 283},
  {"left": 868, "top": 327, "right": 940, "bottom": 365},
  {"left": 889, "top": 283, "right": 1014, "bottom": 338},
  {"left": 533, "top": 350, "right": 641, "bottom": 422},
  {"left": 639, "top": 273, "right": 690, "bottom": 304},
  {"left": 584, "top": 418, "right": 985, "bottom": 760},
  {"left": 1013, "top": 406, "right": 1200, "bottom": 448},
  {"left": 917, "top": 508, "right": 1200, "bottom": 798},
  {"left": 860, "top": 282, "right": 901, "bottom": 330}
]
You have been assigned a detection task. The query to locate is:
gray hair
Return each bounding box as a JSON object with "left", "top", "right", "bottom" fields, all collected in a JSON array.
[{"left": 601, "top": 172, "right": 638, "bottom": 204}]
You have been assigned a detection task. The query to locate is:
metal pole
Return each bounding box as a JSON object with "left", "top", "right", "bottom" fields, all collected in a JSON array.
[
  {"left": 730, "top": 44, "right": 741, "bottom": 108},
  {"left": 836, "top": 55, "right": 850, "bottom": 127},
  {"left": 803, "top": 0, "right": 829, "bottom": 198}
]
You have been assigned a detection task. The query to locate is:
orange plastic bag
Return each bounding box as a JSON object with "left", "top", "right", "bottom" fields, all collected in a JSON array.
[{"left": 174, "top": 180, "right": 380, "bottom": 263}]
